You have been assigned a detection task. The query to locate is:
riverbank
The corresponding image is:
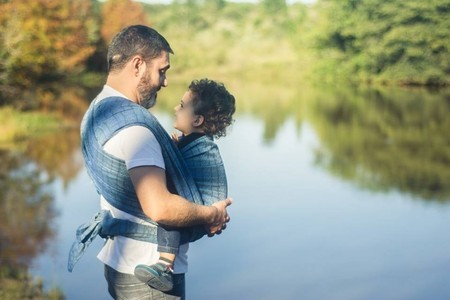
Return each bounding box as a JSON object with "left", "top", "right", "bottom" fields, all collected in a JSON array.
[{"left": 0, "top": 106, "right": 75, "bottom": 144}]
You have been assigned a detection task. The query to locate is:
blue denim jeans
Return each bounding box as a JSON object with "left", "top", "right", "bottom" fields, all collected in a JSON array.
[
  {"left": 104, "top": 265, "right": 185, "bottom": 299},
  {"left": 156, "top": 225, "right": 189, "bottom": 254},
  {"left": 157, "top": 224, "right": 210, "bottom": 254}
]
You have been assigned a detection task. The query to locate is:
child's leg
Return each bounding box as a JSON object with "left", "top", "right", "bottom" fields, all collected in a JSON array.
[
  {"left": 134, "top": 225, "right": 181, "bottom": 292},
  {"left": 158, "top": 252, "right": 176, "bottom": 266},
  {"left": 156, "top": 224, "right": 181, "bottom": 256}
]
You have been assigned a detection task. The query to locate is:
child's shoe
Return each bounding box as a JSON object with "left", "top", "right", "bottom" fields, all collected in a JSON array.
[{"left": 134, "top": 262, "right": 174, "bottom": 292}]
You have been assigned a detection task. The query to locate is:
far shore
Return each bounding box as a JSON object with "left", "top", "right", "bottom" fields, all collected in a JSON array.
[{"left": 0, "top": 106, "right": 77, "bottom": 144}]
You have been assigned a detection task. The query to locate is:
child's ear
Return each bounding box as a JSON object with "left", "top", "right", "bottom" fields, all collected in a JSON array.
[{"left": 193, "top": 115, "right": 205, "bottom": 128}]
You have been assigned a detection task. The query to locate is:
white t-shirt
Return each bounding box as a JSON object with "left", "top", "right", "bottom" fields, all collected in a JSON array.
[{"left": 94, "top": 85, "right": 189, "bottom": 275}]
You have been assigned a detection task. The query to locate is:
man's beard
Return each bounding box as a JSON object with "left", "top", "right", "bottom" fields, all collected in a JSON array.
[{"left": 137, "top": 73, "right": 159, "bottom": 109}]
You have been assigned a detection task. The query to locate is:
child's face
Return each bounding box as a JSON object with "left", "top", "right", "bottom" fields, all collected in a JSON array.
[{"left": 173, "top": 90, "right": 203, "bottom": 135}]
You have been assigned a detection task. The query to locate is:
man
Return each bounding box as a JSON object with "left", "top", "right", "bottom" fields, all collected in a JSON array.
[{"left": 76, "top": 25, "right": 231, "bottom": 299}]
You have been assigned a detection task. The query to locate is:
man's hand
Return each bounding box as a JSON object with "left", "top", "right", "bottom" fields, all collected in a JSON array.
[{"left": 206, "top": 198, "right": 232, "bottom": 236}]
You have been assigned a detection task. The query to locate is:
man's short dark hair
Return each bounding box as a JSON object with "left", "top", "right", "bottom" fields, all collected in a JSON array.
[
  {"left": 189, "top": 79, "right": 236, "bottom": 139},
  {"left": 107, "top": 25, "right": 174, "bottom": 73}
]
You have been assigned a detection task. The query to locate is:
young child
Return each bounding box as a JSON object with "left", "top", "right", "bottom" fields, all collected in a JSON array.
[{"left": 134, "top": 78, "right": 236, "bottom": 291}]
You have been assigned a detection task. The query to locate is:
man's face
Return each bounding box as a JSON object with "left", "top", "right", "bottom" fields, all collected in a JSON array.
[{"left": 137, "top": 51, "right": 170, "bottom": 109}]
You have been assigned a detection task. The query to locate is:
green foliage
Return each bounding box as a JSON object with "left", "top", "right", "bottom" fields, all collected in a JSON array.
[
  {"left": 0, "top": 0, "right": 448, "bottom": 97},
  {"left": 261, "top": 0, "right": 287, "bottom": 14},
  {"left": 142, "top": 1, "right": 309, "bottom": 89},
  {"left": 313, "top": 0, "right": 450, "bottom": 86}
]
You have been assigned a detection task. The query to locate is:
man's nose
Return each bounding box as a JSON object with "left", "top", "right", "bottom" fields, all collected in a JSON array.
[{"left": 161, "top": 77, "right": 168, "bottom": 87}]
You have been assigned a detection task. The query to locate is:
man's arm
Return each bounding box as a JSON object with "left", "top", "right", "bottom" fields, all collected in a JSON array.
[{"left": 129, "top": 165, "right": 231, "bottom": 234}]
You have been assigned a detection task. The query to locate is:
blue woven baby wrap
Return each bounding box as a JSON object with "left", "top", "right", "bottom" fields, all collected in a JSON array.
[
  {"left": 68, "top": 96, "right": 212, "bottom": 271},
  {"left": 170, "top": 135, "right": 228, "bottom": 244},
  {"left": 180, "top": 135, "right": 227, "bottom": 206},
  {"left": 81, "top": 96, "right": 204, "bottom": 218}
]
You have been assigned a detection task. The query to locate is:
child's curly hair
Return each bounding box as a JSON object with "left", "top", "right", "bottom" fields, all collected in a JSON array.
[{"left": 189, "top": 79, "right": 236, "bottom": 139}]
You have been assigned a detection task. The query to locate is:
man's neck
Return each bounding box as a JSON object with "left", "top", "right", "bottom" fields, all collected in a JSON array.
[{"left": 106, "top": 75, "right": 138, "bottom": 103}]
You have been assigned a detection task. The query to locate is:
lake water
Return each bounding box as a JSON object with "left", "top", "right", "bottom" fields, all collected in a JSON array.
[{"left": 2, "top": 84, "right": 450, "bottom": 299}]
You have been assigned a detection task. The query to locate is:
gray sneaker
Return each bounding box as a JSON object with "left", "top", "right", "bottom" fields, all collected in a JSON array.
[{"left": 134, "top": 262, "right": 174, "bottom": 292}]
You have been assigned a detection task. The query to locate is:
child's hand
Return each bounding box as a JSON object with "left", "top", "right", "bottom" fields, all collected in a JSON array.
[{"left": 171, "top": 132, "right": 179, "bottom": 143}]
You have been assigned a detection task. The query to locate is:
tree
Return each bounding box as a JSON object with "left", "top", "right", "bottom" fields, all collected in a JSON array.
[
  {"left": 100, "top": 0, "right": 150, "bottom": 44},
  {"left": 0, "top": 0, "right": 99, "bottom": 86},
  {"left": 261, "top": 0, "right": 287, "bottom": 14},
  {"left": 314, "top": 0, "right": 450, "bottom": 85}
]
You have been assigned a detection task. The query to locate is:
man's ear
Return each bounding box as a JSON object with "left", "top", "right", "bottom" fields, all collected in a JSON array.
[
  {"left": 131, "top": 55, "right": 146, "bottom": 77},
  {"left": 193, "top": 115, "right": 205, "bottom": 128}
]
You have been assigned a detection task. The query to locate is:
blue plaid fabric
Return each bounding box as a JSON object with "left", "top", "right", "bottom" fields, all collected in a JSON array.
[
  {"left": 180, "top": 135, "right": 227, "bottom": 205},
  {"left": 68, "top": 96, "right": 215, "bottom": 272},
  {"left": 67, "top": 210, "right": 159, "bottom": 272},
  {"left": 81, "top": 97, "right": 203, "bottom": 220},
  {"left": 157, "top": 135, "right": 229, "bottom": 251}
]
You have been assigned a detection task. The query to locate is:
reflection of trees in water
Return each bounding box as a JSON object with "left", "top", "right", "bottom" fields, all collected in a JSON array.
[
  {"left": 309, "top": 86, "right": 450, "bottom": 201},
  {"left": 100, "top": 80, "right": 450, "bottom": 200},
  {"left": 0, "top": 149, "right": 63, "bottom": 298},
  {"left": 2, "top": 82, "right": 91, "bottom": 187},
  {"left": 227, "top": 80, "right": 305, "bottom": 143},
  {"left": 0, "top": 127, "right": 83, "bottom": 266},
  {"left": 24, "top": 129, "right": 83, "bottom": 188},
  {"left": 0, "top": 150, "right": 56, "bottom": 267},
  {"left": 0, "top": 81, "right": 89, "bottom": 298},
  {"left": 2, "top": 81, "right": 97, "bottom": 121},
  {"left": 158, "top": 80, "right": 450, "bottom": 201},
  {"left": 38, "top": 84, "right": 98, "bottom": 121},
  {"left": 156, "top": 79, "right": 306, "bottom": 143}
]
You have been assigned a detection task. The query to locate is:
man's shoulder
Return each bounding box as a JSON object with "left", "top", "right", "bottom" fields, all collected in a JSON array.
[
  {"left": 104, "top": 125, "right": 163, "bottom": 166},
  {"left": 108, "top": 125, "right": 156, "bottom": 145}
]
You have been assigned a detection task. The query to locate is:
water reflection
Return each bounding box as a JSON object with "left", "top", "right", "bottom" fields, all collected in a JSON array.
[
  {"left": 157, "top": 81, "right": 450, "bottom": 201},
  {"left": 0, "top": 148, "right": 62, "bottom": 298},
  {"left": 24, "top": 129, "right": 84, "bottom": 188},
  {"left": 0, "top": 149, "right": 55, "bottom": 266},
  {"left": 0, "top": 115, "right": 82, "bottom": 297},
  {"left": 1, "top": 82, "right": 449, "bottom": 298},
  {"left": 308, "top": 85, "right": 450, "bottom": 201}
]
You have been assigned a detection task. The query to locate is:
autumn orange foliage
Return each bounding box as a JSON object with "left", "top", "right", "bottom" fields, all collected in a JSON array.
[
  {"left": 101, "top": 0, "right": 150, "bottom": 44},
  {"left": 0, "top": 0, "right": 99, "bottom": 85}
]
